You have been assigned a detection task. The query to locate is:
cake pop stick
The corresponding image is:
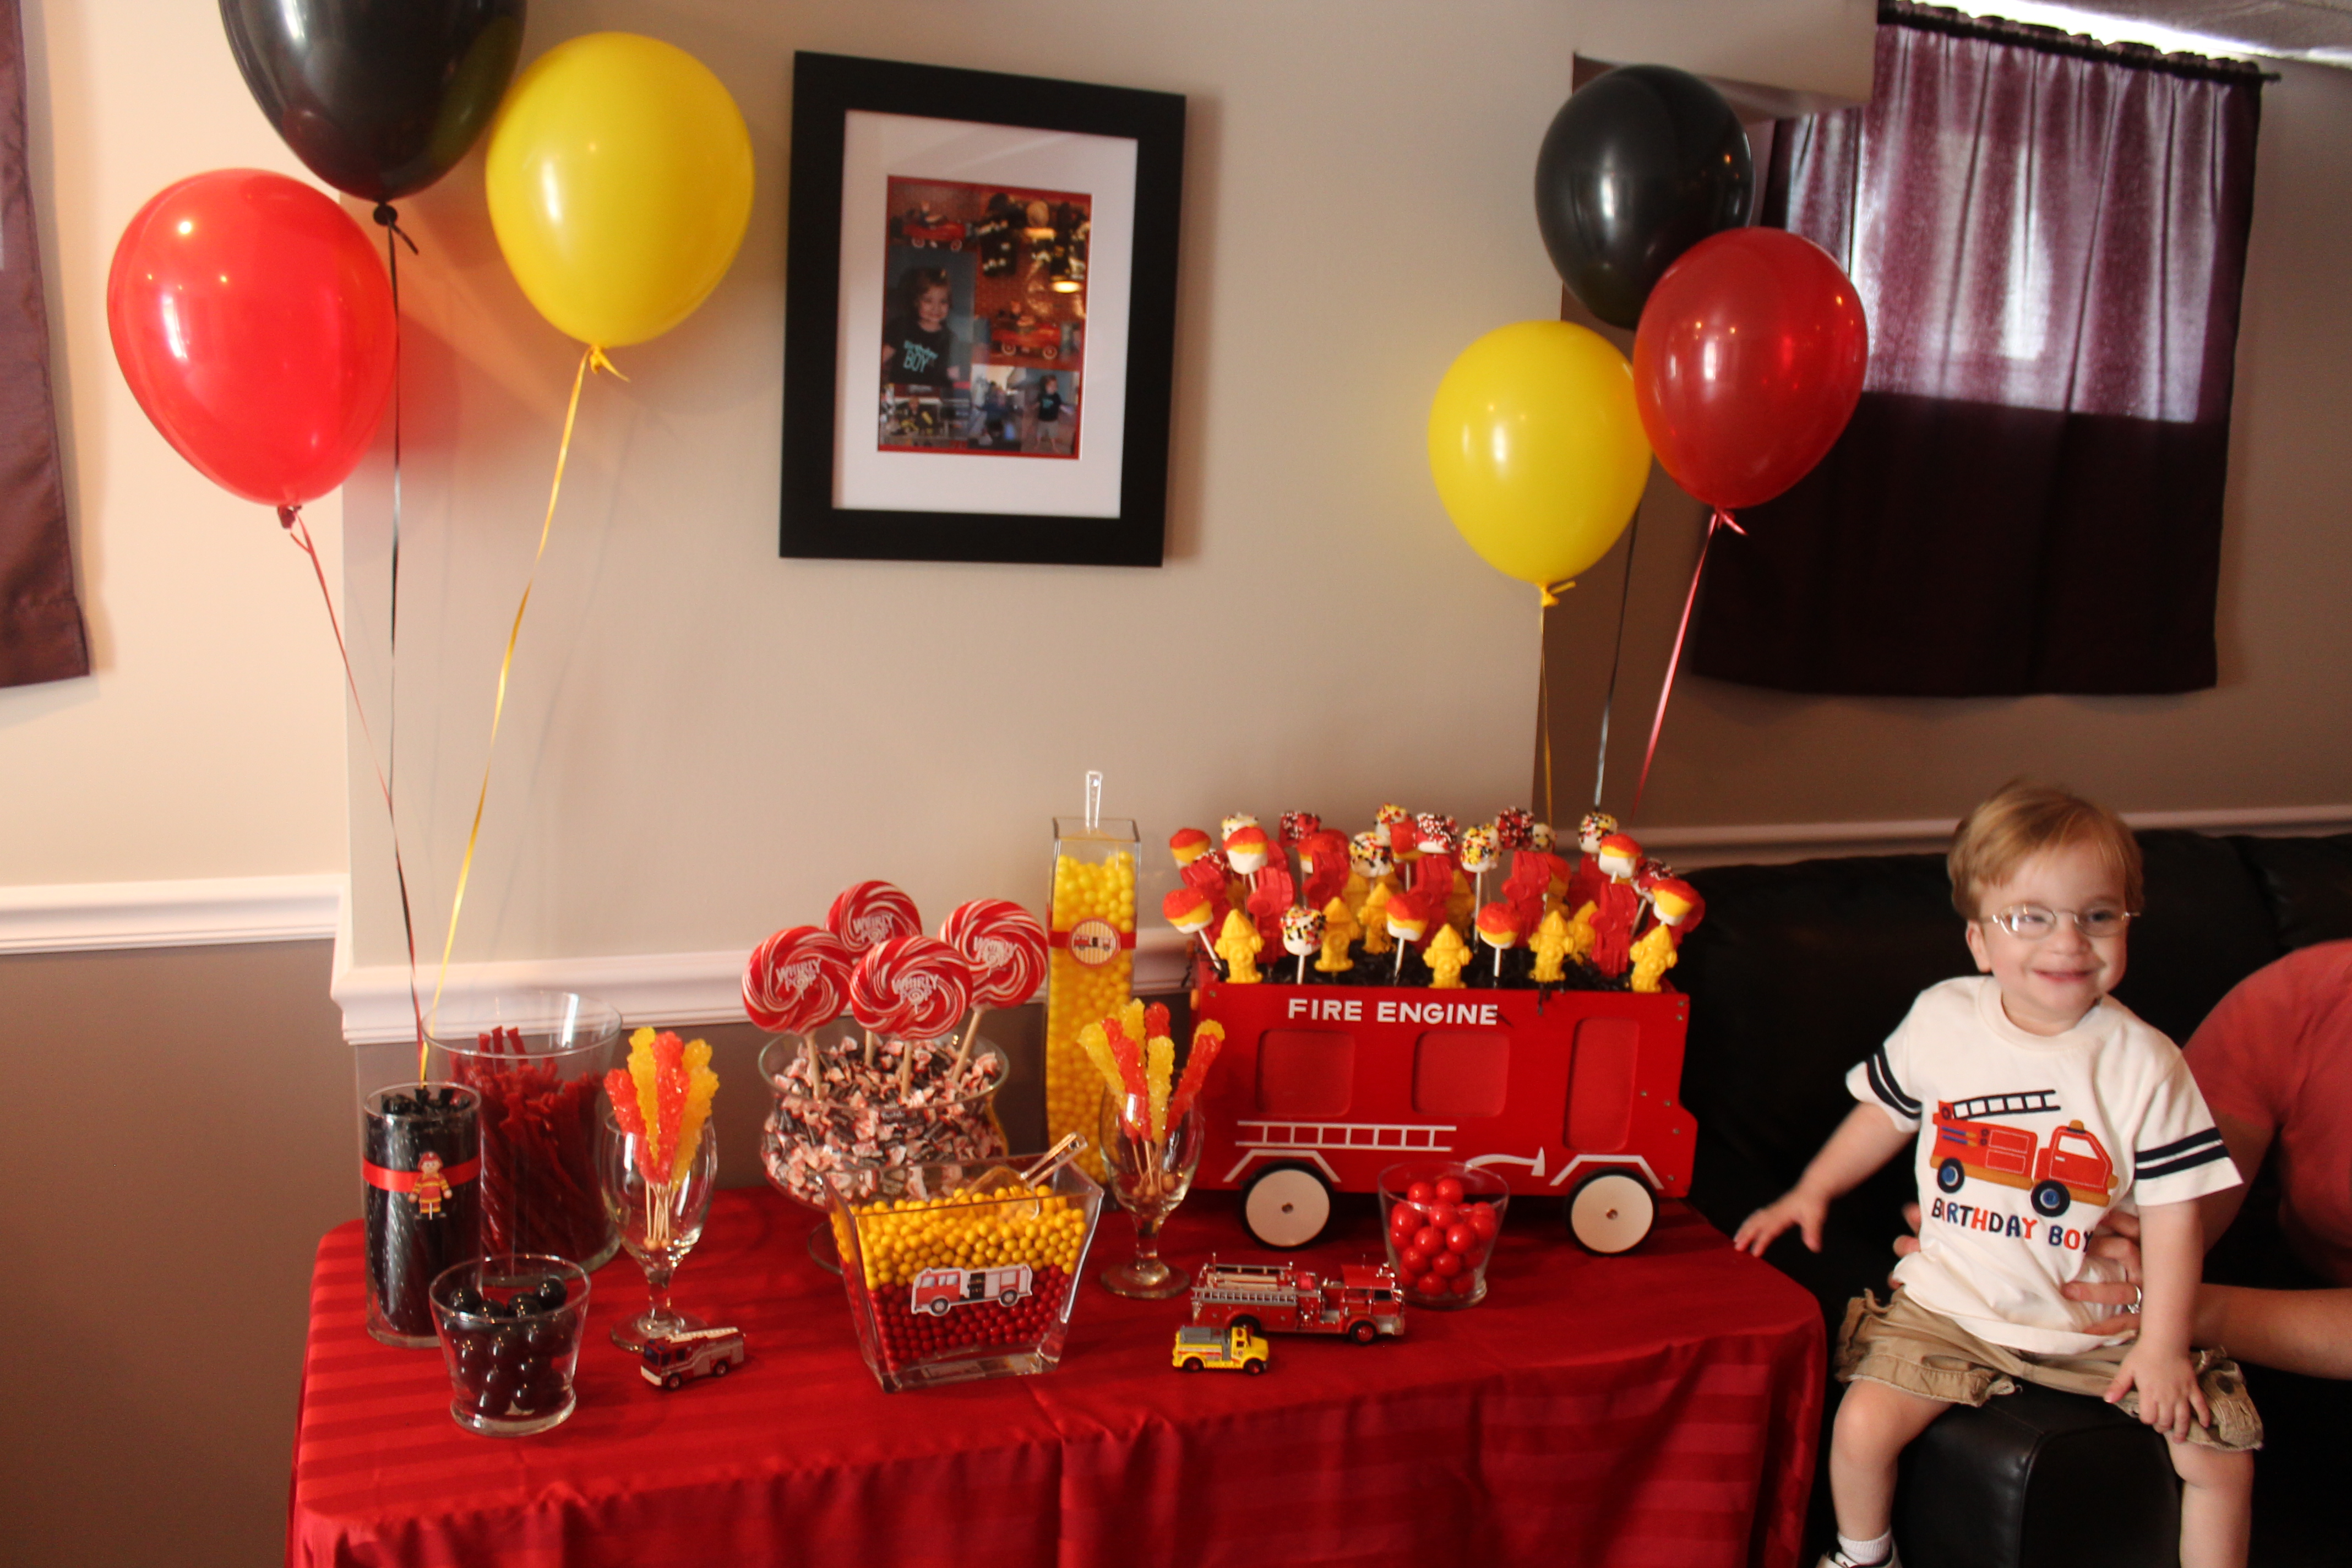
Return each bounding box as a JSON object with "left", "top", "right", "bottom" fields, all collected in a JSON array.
[
  {"left": 1476, "top": 900, "right": 1520, "bottom": 981},
  {"left": 1459, "top": 824, "right": 1498, "bottom": 928},
  {"left": 1280, "top": 904, "right": 1324, "bottom": 984}
]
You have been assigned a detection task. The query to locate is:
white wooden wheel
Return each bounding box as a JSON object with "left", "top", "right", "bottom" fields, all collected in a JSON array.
[
  {"left": 1241, "top": 1164, "right": 1333, "bottom": 1249},
  {"left": 1567, "top": 1171, "right": 1656, "bottom": 1255}
]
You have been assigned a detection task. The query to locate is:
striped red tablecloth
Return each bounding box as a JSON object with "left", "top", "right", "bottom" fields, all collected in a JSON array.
[{"left": 290, "top": 1188, "right": 1821, "bottom": 1568}]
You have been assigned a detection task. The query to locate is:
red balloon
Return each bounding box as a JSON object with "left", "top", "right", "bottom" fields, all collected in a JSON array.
[
  {"left": 1632, "top": 228, "right": 1868, "bottom": 511},
  {"left": 107, "top": 170, "right": 395, "bottom": 508}
]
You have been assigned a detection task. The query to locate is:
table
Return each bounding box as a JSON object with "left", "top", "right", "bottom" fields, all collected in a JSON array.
[{"left": 290, "top": 1187, "right": 1823, "bottom": 1568}]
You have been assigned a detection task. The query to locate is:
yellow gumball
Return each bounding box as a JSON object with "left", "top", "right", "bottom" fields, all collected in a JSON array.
[
  {"left": 1427, "top": 320, "right": 1652, "bottom": 590},
  {"left": 485, "top": 32, "right": 754, "bottom": 347}
]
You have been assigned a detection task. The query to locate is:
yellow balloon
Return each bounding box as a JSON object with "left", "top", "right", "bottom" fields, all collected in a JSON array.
[
  {"left": 1427, "top": 320, "right": 1653, "bottom": 589},
  {"left": 485, "top": 33, "right": 754, "bottom": 347}
]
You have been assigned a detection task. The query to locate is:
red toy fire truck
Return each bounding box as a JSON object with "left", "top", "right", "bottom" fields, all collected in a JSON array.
[
  {"left": 1189, "top": 1259, "right": 1406, "bottom": 1342},
  {"left": 1191, "top": 972, "right": 1695, "bottom": 1253},
  {"left": 1930, "top": 1091, "right": 2117, "bottom": 1217}
]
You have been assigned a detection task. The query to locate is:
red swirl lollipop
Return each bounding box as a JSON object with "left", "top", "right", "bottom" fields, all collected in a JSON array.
[
  {"left": 937, "top": 899, "right": 1047, "bottom": 1009},
  {"left": 742, "top": 925, "right": 853, "bottom": 1035},
  {"left": 849, "top": 934, "right": 973, "bottom": 1039},
  {"left": 826, "top": 880, "right": 922, "bottom": 955}
]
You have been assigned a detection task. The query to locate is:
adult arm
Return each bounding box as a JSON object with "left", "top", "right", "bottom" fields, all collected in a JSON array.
[
  {"left": 1733, "top": 1102, "right": 1913, "bottom": 1255},
  {"left": 2196, "top": 1107, "right": 2271, "bottom": 1251}
]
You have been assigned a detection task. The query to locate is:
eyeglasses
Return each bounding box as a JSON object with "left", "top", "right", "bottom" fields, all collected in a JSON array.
[{"left": 1982, "top": 905, "right": 2137, "bottom": 940}]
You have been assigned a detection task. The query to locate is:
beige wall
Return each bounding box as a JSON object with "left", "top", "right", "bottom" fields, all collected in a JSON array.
[
  {"left": 1544, "top": 57, "right": 2352, "bottom": 836},
  {"left": 0, "top": 0, "right": 349, "bottom": 886},
  {"left": 331, "top": 0, "right": 1876, "bottom": 973}
]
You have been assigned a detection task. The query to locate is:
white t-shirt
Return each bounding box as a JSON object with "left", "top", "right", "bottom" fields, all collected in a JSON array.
[{"left": 1848, "top": 977, "right": 2240, "bottom": 1354}]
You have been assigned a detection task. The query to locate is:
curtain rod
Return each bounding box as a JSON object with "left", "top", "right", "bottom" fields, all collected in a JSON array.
[{"left": 1882, "top": 2, "right": 2279, "bottom": 85}]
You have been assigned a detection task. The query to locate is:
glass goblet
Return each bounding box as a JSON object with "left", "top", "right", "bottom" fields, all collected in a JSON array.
[
  {"left": 597, "top": 1106, "right": 718, "bottom": 1353},
  {"left": 1097, "top": 1088, "right": 1205, "bottom": 1299}
]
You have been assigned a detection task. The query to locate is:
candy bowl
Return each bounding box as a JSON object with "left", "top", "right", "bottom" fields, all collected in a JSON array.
[
  {"left": 430, "top": 1254, "right": 591, "bottom": 1437},
  {"left": 759, "top": 1019, "right": 1010, "bottom": 1215},
  {"left": 823, "top": 1154, "right": 1104, "bottom": 1393},
  {"left": 1376, "top": 1161, "right": 1510, "bottom": 1309}
]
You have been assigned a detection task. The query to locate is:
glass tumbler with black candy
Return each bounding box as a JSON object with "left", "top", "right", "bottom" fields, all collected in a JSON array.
[
  {"left": 429, "top": 991, "right": 624, "bottom": 1270},
  {"left": 431, "top": 1254, "right": 591, "bottom": 1436},
  {"left": 363, "top": 1082, "right": 482, "bottom": 1347}
]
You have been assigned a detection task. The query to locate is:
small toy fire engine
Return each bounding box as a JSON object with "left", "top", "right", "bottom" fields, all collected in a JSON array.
[
  {"left": 1172, "top": 1323, "right": 1270, "bottom": 1374},
  {"left": 1188, "top": 1259, "right": 1405, "bottom": 1343}
]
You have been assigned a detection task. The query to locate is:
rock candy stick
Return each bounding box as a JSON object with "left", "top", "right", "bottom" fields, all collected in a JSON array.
[{"left": 1168, "top": 1019, "right": 1226, "bottom": 1123}]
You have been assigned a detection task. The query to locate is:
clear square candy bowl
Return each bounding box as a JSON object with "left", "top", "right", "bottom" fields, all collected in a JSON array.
[{"left": 824, "top": 1156, "right": 1103, "bottom": 1392}]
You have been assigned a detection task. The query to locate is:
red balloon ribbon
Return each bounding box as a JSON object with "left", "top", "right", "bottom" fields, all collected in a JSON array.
[{"left": 1632, "top": 508, "right": 1745, "bottom": 820}]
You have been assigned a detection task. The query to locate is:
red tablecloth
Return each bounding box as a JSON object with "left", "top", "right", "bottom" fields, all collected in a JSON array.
[{"left": 291, "top": 1188, "right": 1822, "bottom": 1568}]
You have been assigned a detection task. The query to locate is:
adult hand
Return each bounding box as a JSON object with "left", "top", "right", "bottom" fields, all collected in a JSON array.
[{"left": 2061, "top": 1208, "right": 2145, "bottom": 1335}]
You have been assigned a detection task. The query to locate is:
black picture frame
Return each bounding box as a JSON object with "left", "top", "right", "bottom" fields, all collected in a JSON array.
[{"left": 781, "top": 52, "right": 1185, "bottom": 567}]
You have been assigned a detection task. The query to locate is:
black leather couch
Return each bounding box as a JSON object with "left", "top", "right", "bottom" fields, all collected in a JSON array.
[{"left": 1676, "top": 830, "right": 2352, "bottom": 1568}]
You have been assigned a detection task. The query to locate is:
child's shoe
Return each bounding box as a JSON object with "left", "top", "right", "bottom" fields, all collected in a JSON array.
[{"left": 1815, "top": 1549, "right": 1901, "bottom": 1568}]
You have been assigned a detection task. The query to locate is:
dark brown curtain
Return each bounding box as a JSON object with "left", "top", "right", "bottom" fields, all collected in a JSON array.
[
  {"left": 1689, "top": 2, "right": 2263, "bottom": 696},
  {"left": 0, "top": 0, "right": 88, "bottom": 688}
]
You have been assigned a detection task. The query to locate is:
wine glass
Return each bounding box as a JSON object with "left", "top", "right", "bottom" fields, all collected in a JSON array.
[
  {"left": 1097, "top": 1088, "right": 1205, "bottom": 1299},
  {"left": 597, "top": 1106, "right": 719, "bottom": 1353}
]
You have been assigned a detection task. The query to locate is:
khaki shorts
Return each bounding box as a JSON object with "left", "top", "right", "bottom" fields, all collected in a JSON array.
[{"left": 1836, "top": 1289, "right": 2262, "bottom": 1452}]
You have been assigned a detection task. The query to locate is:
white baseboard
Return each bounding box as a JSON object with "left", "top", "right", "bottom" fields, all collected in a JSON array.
[
  {"left": 9, "top": 803, "right": 2342, "bottom": 1036},
  {"left": 0, "top": 874, "right": 344, "bottom": 953},
  {"left": 330, "top": 927, "right": 1195, "bottom": 1045}
]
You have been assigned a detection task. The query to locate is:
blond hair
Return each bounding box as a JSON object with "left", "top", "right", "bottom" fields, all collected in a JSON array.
[{"left": 1947, "top": 781, "right": 2142, "bottom": 919}]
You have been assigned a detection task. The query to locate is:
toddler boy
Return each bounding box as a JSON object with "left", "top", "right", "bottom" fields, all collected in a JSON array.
[{"left": 1735, "top": 782, "right": 2258, "bottom": 1568}]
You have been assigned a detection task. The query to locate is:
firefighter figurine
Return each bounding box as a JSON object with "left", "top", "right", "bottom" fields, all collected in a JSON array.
[
  {"left": 1215, "top": 908, "right": 1264, "bottom": 984},
  {"left": 412, "top": 1150, "right": 453, "bottom": 1219}
]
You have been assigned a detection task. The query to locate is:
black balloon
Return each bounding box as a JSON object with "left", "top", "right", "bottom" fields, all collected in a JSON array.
[
  {"left": 220, "top": 0, "right": 526, "bottom": 205},
  {"left": 1533, "top": 65, "right": 1755, "bottom": 330}
]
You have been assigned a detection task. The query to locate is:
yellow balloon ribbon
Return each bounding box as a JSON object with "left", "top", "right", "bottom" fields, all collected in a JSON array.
[
  {"left": 432, "top": 344, "right": 620, "bottom": 1015},
  {"left": 1428, "top": 320, "right": 1652, "bottom": 590},
  {"left": 485, "top": 32, "right": 754, "bottom": 347}
]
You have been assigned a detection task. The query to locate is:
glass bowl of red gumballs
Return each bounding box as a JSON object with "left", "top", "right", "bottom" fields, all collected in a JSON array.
[{"left": 1378, "top": 1161, "right": 1509, "bottom": 1309}]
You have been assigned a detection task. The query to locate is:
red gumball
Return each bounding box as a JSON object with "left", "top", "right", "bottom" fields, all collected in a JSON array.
[
  {"left": 1415, "top": 1272, "right": 1445, "bottom": 1296},
  {"left": 107, "top": 170, "right": 396, "bottom": 508},
  {"left": 1434, "top": 1176, "right": 1466, "bottom": 1205},
  {"left": 1446, "top": 1224, "right": 1477, "bottom": 1254},
  {"left": 1428, "top": 1201, "right": 1459, "bottom": 1231},
  {"left": 1401, "top": 1247, "right": 1431, "bottom": 1275},
  {"left": 1406, "top": 1180, "right": 1436, "bottom": 1205},
  {"left": 1449, "top": 1272, "right": 1478, "bottom": 1296},
  {"left": 1467, "top": 1203, "right": 1499, "bottom": 1239},
  {"left": 1412, "top": 1226, "right": 1444, "bottom": 1255},
  {"left": 1633, "top": 227, "right": 1869, "bottom": 512},
  {"left": 1431, "top": 1250, "right": 1464, "bottom": 1278}
]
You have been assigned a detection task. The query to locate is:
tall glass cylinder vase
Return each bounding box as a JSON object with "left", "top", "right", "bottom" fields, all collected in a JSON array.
[
  {"left": 1046, "top": 775, "right": 1136, "bottom": 1178},
  {"left": 428, "top": 991, "right": 623, "bottom": 1270},
  {"left": 363, "top": 1082, "right": 482, "bottom": 1347}
]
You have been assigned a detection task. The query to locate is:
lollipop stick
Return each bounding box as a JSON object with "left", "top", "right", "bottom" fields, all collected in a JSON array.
[
  {"left": 863, "top": 1027, "right": 876, "bottom": 1067},
  {"left": 950, "top": 1008, "right": 984, "bottom": 1081},
  {"left": 898, "top": 1038, "right": 914, "bottom": 1095}
]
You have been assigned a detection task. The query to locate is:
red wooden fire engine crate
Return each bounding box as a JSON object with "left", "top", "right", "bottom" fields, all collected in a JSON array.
[{"left": 1190, "top": 967, "right": 1696, "bottom": 1251}]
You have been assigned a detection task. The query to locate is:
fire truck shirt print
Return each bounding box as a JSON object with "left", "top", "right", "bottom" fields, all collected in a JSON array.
[{"left": 1849, "top": 976, "right": 2240, "bottom": 1355}]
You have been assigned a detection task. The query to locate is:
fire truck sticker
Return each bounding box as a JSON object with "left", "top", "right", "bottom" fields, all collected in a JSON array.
[
  {"left": 1928, "top": 1088, "right": 2119, "bottom": 1220},
  {"left": 910, "top": 1263, "right": 1033, "bottom": 1315}
]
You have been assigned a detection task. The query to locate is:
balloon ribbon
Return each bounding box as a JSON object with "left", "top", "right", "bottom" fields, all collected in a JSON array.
[
  {"left": 1631, "top": 507, "right": 1744, "bottom": 821},
  {"left": 278, "top": 507, "right": 426, "bottom": 1067},
  {"left": 432, "top": 344, "right": 622, "bottom": 1021}
]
